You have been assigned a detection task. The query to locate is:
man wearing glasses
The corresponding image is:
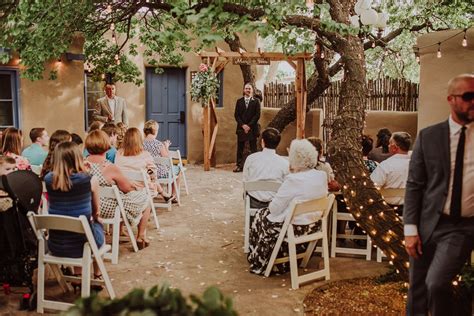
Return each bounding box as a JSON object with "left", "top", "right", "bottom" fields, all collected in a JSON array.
[{"left": 404, "top": 74, "right": 474, "bottom": 316}]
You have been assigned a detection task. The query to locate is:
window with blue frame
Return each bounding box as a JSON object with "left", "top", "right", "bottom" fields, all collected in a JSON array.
[
  {"left": 190, "top": 70, "right": 224, "bottom": 107},
  {"left": 0, "top": 69, "right": 19, "bottom": 128}
]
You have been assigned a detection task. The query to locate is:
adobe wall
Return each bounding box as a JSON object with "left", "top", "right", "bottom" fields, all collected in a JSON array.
[
  {"left": 365, "top": 111, "right": 418, "bottom": 147},
  {"left": 417, "top": 28, "right": 474, "bottom": 131},
  {"left": 14, "top": 37, "right": 86, "bottom": 144}
]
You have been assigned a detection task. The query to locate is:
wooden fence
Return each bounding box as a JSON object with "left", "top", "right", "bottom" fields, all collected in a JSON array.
[{"left": 264, "top": 78, "right": 419, "bottom": 142}]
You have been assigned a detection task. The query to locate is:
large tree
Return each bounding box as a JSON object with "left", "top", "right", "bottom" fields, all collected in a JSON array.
[{"left": 1, "top": 0, "right": 472, "bottom": 277}]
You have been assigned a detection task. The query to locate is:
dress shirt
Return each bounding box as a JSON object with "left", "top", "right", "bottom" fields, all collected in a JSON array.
[
  {"left": 404, "top": 116, "right": 474, "bottom": 237},
  {"left": 370, "top": 153, "right": 410, "bottom": 205},
  {"left": 244, "top": 97, "right": 251, "bottom": 108},
  {"left": 243, "top": 148, "right": 289, "bottom": 202},
  {"left": 107, "top": 97, "right": 116, "bottom": 117},
  {"left": 443, "top": 116, "right": 474, "bottom": 216},
  {"left": 267, "top": 169, "right": 328, "bottom": 225},
  {"left": 21, "top": 143, "right": 48, "bottom": 166}
]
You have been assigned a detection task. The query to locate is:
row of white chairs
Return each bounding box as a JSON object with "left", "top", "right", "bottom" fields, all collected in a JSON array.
[
  {"left": 243, "top": 181, "right": 405, "bottom": 289},
  {"left": 29, "top": 151, "right": 190, "bottom": 313}
]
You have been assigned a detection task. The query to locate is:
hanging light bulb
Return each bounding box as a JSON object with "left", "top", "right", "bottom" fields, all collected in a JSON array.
[
  {"left": 462, "top": 30, "right": 467, "bottom": 47},
  {"left": 437, "top": 43, "right": 442, "bottom": 58},
  {"left": 320, "top": 50, "right": 325, "bottom": 59},
  {"left": 371, "top": 41, "right": 376, "bottom": 48},
  {"left": 114, "top": 54, "right": 119, "bottom": 60},
  {"left": 106, "top": 4, "right": 112, "bottom": 14},
  {"left": 116, "top": 59, "right": 121, "bottom": 65},
  {"left": 110, "top": 23, "right": 115, "bottom": 31}
]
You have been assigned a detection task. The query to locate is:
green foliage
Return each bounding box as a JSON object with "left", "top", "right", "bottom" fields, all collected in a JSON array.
[
  {"left": 62, "top": 284, "right": 237, "bottom": 316},
  {"left": 0, "top": 0, "right": 472, "bottom": 85}
]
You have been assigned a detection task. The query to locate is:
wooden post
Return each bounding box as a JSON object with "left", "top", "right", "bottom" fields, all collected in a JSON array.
[
  {"left": 295, "top": 58, "right": 307, "bottom": 139},
  {"left": 203, "top": 103, "right": 211, "bottom": 171}
]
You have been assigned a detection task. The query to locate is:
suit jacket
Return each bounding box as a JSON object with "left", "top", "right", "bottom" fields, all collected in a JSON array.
[
  {"left": 404, "top": 120, "right": 450, "bottom": 243},
  {"left": 93, "top": 96, "right": 129, "bottom": 125},
  {"left": 234, "top": 97, "right": 261, "bottom": 141}
]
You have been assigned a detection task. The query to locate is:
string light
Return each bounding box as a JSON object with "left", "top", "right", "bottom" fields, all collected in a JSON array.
[
  {"left": 371, "top": 41, "right": 376, "bottom": 48},
  {"left": 110, "top": 23, "right": 115, "bottom": 31},
  {"left": 320, "top": 50, "right": 325, "bottom": 59},
  {"left": 437, "top": 43, "right": 442, "bottom": 58}
]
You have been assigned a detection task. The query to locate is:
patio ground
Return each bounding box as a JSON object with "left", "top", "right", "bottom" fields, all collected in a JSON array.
[{"left": 1, "top": 164, "right": 389, "bottom": 315}]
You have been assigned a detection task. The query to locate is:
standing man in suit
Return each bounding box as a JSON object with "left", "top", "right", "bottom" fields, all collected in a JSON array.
[
  {"left": 93, "top": 83, "right": 129, "bottom": 125},
  {"left": 233, "top": 83, "right": 261, "bottom": 173},
  {"left": 404, "top": 73, "right": 474, "bottom": 316}
]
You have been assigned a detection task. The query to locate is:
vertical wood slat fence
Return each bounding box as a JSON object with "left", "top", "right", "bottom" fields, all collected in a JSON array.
[{"left": 264, "top": 78, "right": 419, "bottom": 143}]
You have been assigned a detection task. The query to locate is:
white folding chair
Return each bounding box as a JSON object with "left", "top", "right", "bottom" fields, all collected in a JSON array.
[
  {"left": 99, "top": 185, "right": 138, "bottom": 264},
  {"left": 31, "top": 165, "right": 42, "bottom": 176},
  {"left": 154, "top": 156, "right": 181, "bottom": 206},
  {"left": 264, "top": 194, "right": 336, "bottom": 289},
  {"left": 242, "top": 180, "right": 281, "bottom": 253},
  {"left": 122, "top": 169, "right": 160, "bottom": 230},
  {"left": 169, "top": 149, "right": 189, "bottom": 195},
  {"left": 376, "top": 188, "right": 405, "bottom": 262},
  {"left": 27, "top": 212, "right": 115, "bottom": 313},
  {"left": 330, "top": 195, "right": 372, "bottom": 261}
]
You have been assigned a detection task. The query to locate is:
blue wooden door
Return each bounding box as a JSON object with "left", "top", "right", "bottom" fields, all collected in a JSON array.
[{"left": 146, "top": 67, "right": 187, "bottom": 156}]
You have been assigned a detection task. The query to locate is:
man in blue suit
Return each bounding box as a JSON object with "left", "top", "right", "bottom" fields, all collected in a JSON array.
[{"left": 404, "top": 73, "right": 474, "bottom": 316}]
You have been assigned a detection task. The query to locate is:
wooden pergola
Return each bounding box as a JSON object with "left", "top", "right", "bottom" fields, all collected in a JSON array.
[{"left": 198, "top": 48, "right": 313, "bottom": 171}]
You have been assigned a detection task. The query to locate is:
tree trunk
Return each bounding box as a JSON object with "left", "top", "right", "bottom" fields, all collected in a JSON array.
[{"left": 327, "top": 36, "right": 408, "bottom": 279}]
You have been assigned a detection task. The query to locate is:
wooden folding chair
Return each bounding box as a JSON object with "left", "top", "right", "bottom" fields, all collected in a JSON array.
[
  {"left": 154, "top": 156, "right": 181, "bottom": 206},
  {"left": 376, "top": 188, "right": 405, "bottom": 262},
  {"left": 99, "top": 185, "right": 138, "bottom": 264},
  {"left": 27, "top": 212, "right": 115, "bottom": 313},
  {"left": 169, "top": 149, "right": 189, "bottom": 195},
  {"left": 242, "top": 180, "right": 281, "bottom": 253},
  {"left": 122, "top": 169, "right": 160, "bottom": 230},
  {"left": 264, "top": 194, "right": 336, "bottom": 289}
]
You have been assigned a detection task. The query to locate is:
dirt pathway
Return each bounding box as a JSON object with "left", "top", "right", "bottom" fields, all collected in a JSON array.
[{"left": 1, "top": 164, "right": 388, "bottom": 315}]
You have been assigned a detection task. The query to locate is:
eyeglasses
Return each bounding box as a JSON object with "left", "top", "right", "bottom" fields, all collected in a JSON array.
[{"left": 451, "top": 92, "right": 474, "bottom": 102}]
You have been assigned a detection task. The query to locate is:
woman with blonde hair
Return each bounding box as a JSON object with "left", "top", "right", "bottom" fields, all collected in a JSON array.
[
  {"left": 85, "top": 130, "right": 152, "bottom": 249},
  {"left": 143, "top": 120, "right": 180, "bottom": 199},
  {"left": 1, "top": 127, "right": 31, "bottom": 171},
  {"left": 44, "top": 141, "right": 104, "bottom": 281},
  {"left": 116, "top": 127, "right": 170, "bottom": 200},
  {"left": 247, "top": 139, "right": 328, "bottom": 275},
  {"left": 115, "top": 122, "right": 127, "bottom": 150},
  {"left": 41, "top": 130, "right": 72, "bottom": 178}
]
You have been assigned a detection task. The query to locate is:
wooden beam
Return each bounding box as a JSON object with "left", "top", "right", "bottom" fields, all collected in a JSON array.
[
  {"left": 216, "top": 47, "right": 225, "bottom": 54},
  {"left": 203, "top": 105, "right": 211, "bottom": 171},
  {"left": 215, "top": 60, "right": 230, "bottom": 74},
  {"left": 286, "top": 60, "right": 297, "bottom": 70},
  {"left": 197, "top": 51, "right": 313, "bottom": 61},
  {"left": 209, "top": 124, "right": 219, "bottom": 158},
  {"left": 295, "top": 58, "right": 306, "bottom": 139}
]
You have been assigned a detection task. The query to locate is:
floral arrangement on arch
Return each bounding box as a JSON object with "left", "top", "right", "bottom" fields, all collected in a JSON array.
[{"left": 191, "top": 63, "right": 219, "bottom": 107}]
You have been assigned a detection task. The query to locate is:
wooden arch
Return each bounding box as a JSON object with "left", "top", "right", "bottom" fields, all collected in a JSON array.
[{"left": 198, "top": 48, "right": 313, "bottom": 171}]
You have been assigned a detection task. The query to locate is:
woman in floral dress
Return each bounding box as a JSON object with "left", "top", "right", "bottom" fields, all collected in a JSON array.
[{"left": 85, "top": 130, "right": 151, "bottom": 249}]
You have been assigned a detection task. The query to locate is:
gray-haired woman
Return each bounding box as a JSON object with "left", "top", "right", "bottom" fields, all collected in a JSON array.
[{"left": 247, "top": 139, "right": 328, "bottom": 275}]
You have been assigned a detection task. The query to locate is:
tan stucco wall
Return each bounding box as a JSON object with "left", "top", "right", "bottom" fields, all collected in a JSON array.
[
  {"left": 364, "top": 111, "right": 418, "bottom": 147},
  {"left": 417, "top": 28, "right": 474, "bottom": 131},
  {"left": 18, "top": 38, "right": 86, "bottom": 145}
]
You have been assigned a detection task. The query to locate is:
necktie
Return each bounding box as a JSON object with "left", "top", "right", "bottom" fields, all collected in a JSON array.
[
  {"left": 450, "top": 125, "right": 466, "bottom": 218},
  {"left": 245, "top": 98, "right": 249, "bottom": 108}
]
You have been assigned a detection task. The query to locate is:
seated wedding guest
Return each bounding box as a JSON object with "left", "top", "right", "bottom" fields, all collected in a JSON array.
[
  {"left": 370, "top": 131, "right": 411, "bottom": 216},
  {"left": 85, "top": 130, "right": 151, "bottom": 249},
  {"left": 71, "top": 133, "right": 84, "bottom": 148},
  {"left": 1, "top": 127, "right": 30, "bottom": 171},
  {"left": 45, "top": 141, "right": 104, "bottom": 281},
  {"left": 21, "top": 127, "right": 49, "bottom": 166},
  {"left": 243, "top": 127, "right": 289, "bottom": 209},
  {"left": 115, "top": 122, "right": 127, "bottom": 150},
  {"left": 88, "top": 121, "right": 104, "bottom": 133},
  {"left": 142, "top": 120, "right": 180, "bottom": 199},
  {"left": 41, "top": 130, "right": 72, "bottom": 178},
  {"left": 361, "top": 134, "right": 378, "bottom": 173},
  {"left": 115, "top": 127, "right": 171, "bottom": 201},
  {"left": 307, "top": 137, "right": 340, "bottom": 192},
  {"left": 247, "top": 139, "right": 328, "bottom": 275},
  {"left": 368, "top": 128, "right": 393, "bottom": 163},
  {"left": 101, "top": 123, "right": 118, "bottom": 163}
]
